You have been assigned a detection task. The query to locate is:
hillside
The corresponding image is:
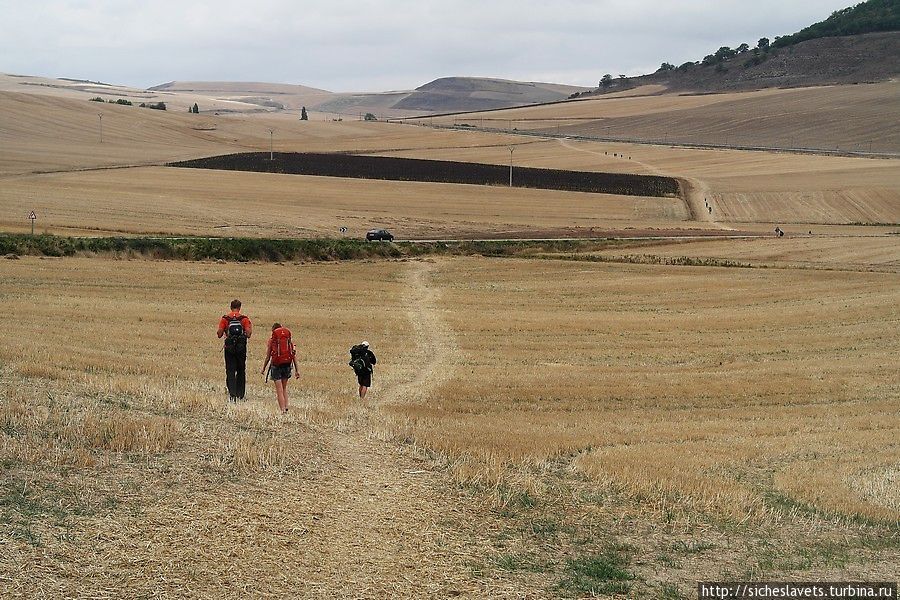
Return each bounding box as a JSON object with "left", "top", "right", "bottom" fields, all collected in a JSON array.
[
  {"left": 772, "top": 0, "right": 900, "bottom": 48},
  {"left": 576, "top": 0, "right": 900, "bottom": 97},
  {"left": 149, "top": 77, "right": 586, "bottom": 117},
  {"left": 390, "top": 77, "right": 585, "bottom": 112},
  {"left": 581, "top": 31, "right": 900, "bottom": 96},
  {"left": 148, "top": 80, "right": 335, "bottom": 112}
]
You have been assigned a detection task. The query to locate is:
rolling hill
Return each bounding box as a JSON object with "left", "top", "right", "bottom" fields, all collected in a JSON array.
[{"left": 576, "top": 0, "right": 900, "bottom": 97}]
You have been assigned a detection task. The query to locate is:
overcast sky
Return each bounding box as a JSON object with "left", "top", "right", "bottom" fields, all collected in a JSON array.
[{"left": 0, "top": 0, "right": 854, "bottom": 91}]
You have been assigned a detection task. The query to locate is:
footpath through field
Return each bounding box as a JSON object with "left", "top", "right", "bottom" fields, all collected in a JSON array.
[
  {"left": 226, "top": 259, "right": 535, "bottom": 597},
  {"left": 292, "top": 259, "right": 515, "bottom": 597},
  {"left": 556, "top": 138, "right": 729, "bottom": 228}
]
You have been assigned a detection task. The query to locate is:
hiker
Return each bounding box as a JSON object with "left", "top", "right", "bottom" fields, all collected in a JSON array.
[
  {"left": 217, "top": 299, "right": 252, "bottom": 402},
  {"left": 261, "top": 323, "right": 299, "bottom": 414},
  {"left": 349, "top": 341, "right": 377, "bottom": 400}
]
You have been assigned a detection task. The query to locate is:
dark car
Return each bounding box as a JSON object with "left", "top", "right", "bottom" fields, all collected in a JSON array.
[{"left": 366, "top": 229, "right": 394, "bottom": 242}]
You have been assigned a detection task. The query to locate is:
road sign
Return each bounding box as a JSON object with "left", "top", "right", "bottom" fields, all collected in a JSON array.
[
  {"left": 28, "top": 211, "right": 36, "bottom": 235},
  {"left": 339, "top": 227, "right": 347, "bottom": 234}
]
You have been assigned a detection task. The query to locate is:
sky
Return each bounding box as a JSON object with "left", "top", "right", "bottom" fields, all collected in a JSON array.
[{"left": 0, "top": 0, "right": 856, "bottom": 92}]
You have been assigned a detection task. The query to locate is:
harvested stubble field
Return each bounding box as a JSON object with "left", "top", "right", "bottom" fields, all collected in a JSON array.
[
  {"left": 2, "top": 78, "right": 900, "bottom": 597},
  {"left": 3, "top": 87, "right": 898, "bottom": 239},
  {"left": 424, "top": 82, "right": 900, "bottom": 154},
  {"left": 588, "top": 235, "right": 900, "bottom": 273},
  {"left": 2, "top": 252, "right": 898, "bottom": 597},
  {"left": 0, "top": 167, "right": 689, "bottom": 239}
]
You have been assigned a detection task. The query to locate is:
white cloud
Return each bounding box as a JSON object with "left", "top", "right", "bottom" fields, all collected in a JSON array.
[{"left": 0, "top": 0, "right": 855, "bottom": 90}]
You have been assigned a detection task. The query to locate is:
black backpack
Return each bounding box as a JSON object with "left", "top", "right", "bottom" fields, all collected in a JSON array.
[
  {"left": 224, "top": 315, "right": 247, "bottom": 352},
  {"left": 348, "top": 344, "right": 371, "bottom": 373}
]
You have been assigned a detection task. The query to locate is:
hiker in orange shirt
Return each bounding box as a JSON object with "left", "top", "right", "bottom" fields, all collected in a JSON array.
[
  {"left": 261, "top": 323, "right": 299, "bottom": 414},
  {"left": 217, "top": 299, "right": 252, "bottom": 402}
]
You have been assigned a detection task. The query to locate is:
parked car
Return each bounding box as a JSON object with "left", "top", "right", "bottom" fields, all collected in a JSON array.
[{"left": 366, "top": 229, "right": 394, "bottom": 242}]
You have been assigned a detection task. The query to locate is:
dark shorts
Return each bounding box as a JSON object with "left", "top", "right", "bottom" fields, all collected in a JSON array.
[
  {"left": 269, "top": 363, "right": 292, "bottom": 381},
  {"left": 356, "top": 369, "right": 372, "bottom": 387}
]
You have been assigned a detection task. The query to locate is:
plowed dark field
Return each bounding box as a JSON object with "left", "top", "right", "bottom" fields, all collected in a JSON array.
[{"left": 169, "top": 152, "right": 680, "bottom": 198}]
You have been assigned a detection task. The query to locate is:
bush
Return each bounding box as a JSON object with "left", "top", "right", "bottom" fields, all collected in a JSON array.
[
  {"left": 364, "top": 113, "right": 377, "bottom": 121},
  {"left": 89, "top": 97, "right": 104, "bottom": 102}
]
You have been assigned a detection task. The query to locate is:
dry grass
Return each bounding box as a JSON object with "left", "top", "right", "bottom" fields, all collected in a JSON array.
[
  {"left": 2, "top": 253, "right": 897, "bottom": 596},
  {"left": 591, "top": 235, "right": 900, "bottom": 272},
  {"left": 3, "top": 77, "right": 900, "bottom": 594},
  {"left": 382, "top": 257, "right": 900, "bottom": 523}
]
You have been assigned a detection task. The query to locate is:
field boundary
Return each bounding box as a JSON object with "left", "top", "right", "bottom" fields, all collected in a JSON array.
[{"left": 0, "top": 234, "right": 767, "bottom": 262}]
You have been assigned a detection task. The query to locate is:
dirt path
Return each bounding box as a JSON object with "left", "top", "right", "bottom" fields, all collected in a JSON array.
[
  {"left": 381, "top": 259, "right": 459, "bottom": 406},
  {"left": 557, "top": 138, "right": 729, "bottom": 228},
  {"left": 280, "top": 258, "right": 532, "bottom": 597}
]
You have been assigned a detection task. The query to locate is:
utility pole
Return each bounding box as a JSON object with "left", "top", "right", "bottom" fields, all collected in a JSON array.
[
  {"left": 98, "top": 113, "right": 103, "bottom": 143},
  {"left": 507, "top": 145, "right": 515, "bottom": 187},
  {"left": 268, "top": 128, "right": 274, "bottom": 160}
]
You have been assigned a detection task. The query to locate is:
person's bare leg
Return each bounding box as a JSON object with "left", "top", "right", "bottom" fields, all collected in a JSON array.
[
  {"left": 359, "top": 385, "right": 368, "bottom": 401},
  {"left": 281, "top": 379, "right": 290, "bottom": 413},
  {"left": 275, "top": 380, "right": 287, "bottom": 412}
]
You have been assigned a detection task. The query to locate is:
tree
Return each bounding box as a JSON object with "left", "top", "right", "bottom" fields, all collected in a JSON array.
[
  {"left": 736, "top": 43, "right": 750, "bottom": 53},
  {"left": 715, "top": 46, "right": 736, "bottom": 61},
  {"left": 364, "top": 112, "right": 377, "bottom": 121},
  {"left": 300, "top": 106, "right": 308, "bottom": 121},
  {"left": 757, "top": 37, "right": 770, "bottom": 50},
  {"left": 600, "top": 74, "right": 613, "bottom": 88},
  {"left": 657, "top": 62, "right": 675, "bottom": 72},
  {"left": 192, "top": 103, "right": 199, "bottom": 114}
]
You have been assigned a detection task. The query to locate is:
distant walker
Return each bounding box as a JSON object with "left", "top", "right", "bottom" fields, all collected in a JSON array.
[{"left": 349, "top": 341, "right": 377, "bottom": 400}]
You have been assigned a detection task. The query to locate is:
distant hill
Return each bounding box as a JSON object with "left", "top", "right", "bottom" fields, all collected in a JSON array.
[
  {"left": 390, "top": 77, "right": 585, "bottom": 112},
  {"left": 772, "top": 0, "right": 900, "bottom": 48},
  {"left": 150, "top": 77, "right": 586, "bottom": 117},
  {"left": 148, "top": 80, "right": 332, "bottom": 96},
  {"left": 578, "top": 0, "right": 900, "bottom": 97},
  {"left": 309, "top": 76, "right": 587, "bottom": 116},
  {"left": 148, "top": 81, "right": 335, "bottom": 112}
]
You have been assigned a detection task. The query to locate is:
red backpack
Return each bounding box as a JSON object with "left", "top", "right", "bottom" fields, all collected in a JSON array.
[{"left": 270, "top": 327, "right": 295, "bottom": 366}]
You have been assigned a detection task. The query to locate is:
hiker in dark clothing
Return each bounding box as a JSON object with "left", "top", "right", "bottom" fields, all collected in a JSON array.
[
  {"left": 217, "top": 299, "right": 252, "bottom": 402},
  {"left": 349, "top": 341, "right": 377, "bottom": 400}
]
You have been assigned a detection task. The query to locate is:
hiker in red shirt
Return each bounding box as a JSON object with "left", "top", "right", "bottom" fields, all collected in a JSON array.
[
  {"left": 217, "top": 299, "right": 252, "bottom": 402},
  {"left": 261, "top": 323, "right": 299, "bottom": 414}
]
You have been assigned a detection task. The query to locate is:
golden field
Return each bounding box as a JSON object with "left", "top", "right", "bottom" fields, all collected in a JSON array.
[
  {"left": 425, "top": 82, "right": 900, "bottom": 154},
  {"left": 2, "top": 254, "right": 898, "bottom": 597},
  {"left": 2, "top": 78, "right": 899, "bottom": 597},
  {"left": 0, "top": 167, "right": 688, "bottom": 239},
  {"left": 2, "top": 86, "right": 899, "bottom": 238}
]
